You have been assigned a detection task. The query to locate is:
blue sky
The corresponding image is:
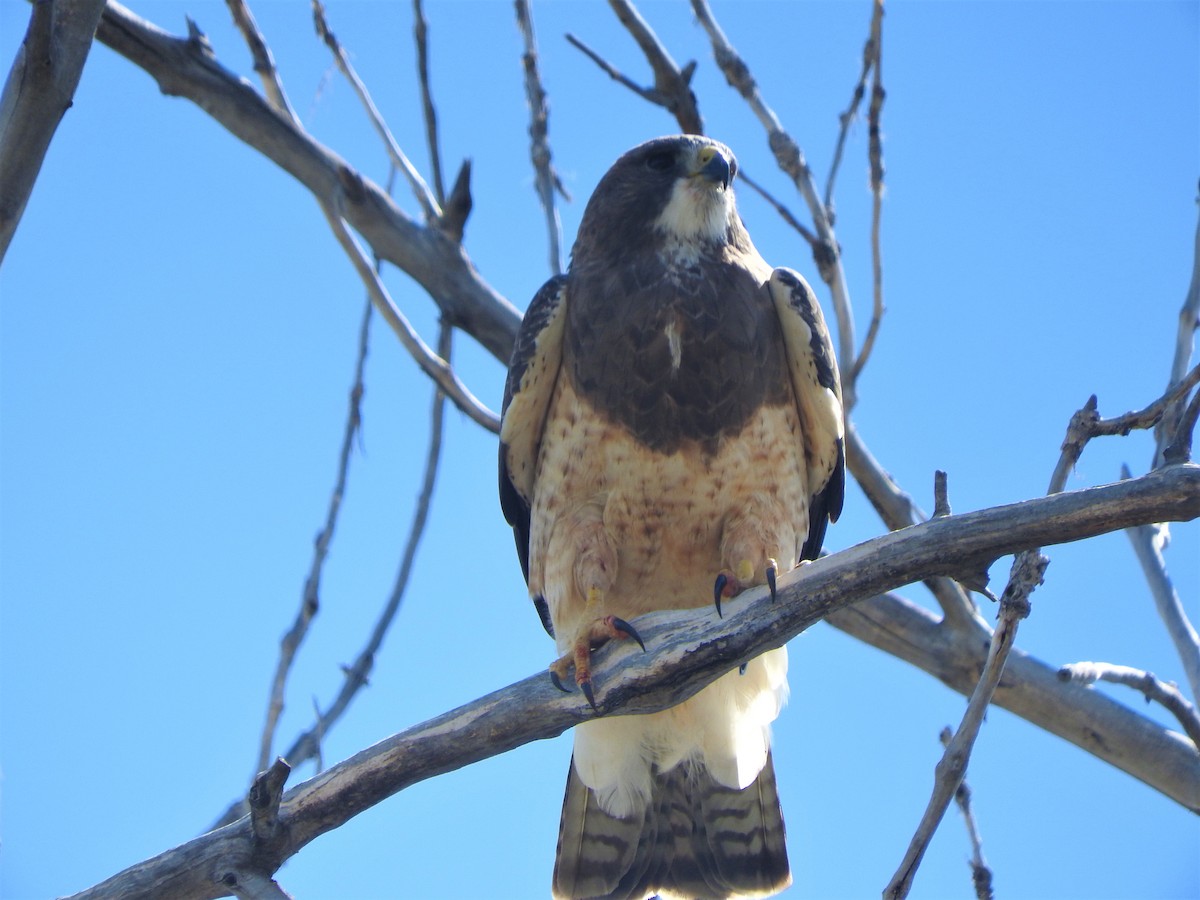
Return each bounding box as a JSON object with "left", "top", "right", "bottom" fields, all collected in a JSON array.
[{"left": 1, "top": 1, "right": 1198, "bottom": 898}]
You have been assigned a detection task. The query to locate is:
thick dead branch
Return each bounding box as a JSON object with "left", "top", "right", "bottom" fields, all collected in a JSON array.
[
  {"left": 0, "top": 0, "right": 108, "bottom": 260},
  {"left": 93, "top": 1, "right": 520, "bottom": 363},
  {"left": 67, "top": 465, "right": 1200, "bottom": 899}
]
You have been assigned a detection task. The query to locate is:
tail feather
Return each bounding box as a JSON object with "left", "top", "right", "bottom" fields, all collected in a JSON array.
[{"left": 553, "top": 752, "right": 791, "bottom": 900}]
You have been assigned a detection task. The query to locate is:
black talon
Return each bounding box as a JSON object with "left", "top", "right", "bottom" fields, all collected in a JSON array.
[
  {"left": 766, "top": 565, "right": 777, "bottom": 603},
  {"left": 581, "top": 680, "right": 598, "bottom": 712},
  {"left": 610, "top": 616, "right": 646, "bottom": 652},
  {"left": 550, "top": 670, "right": 571, "bottom": 693},
  {"left": 713, "top": 572, "right": 728, "bottom": 618}
]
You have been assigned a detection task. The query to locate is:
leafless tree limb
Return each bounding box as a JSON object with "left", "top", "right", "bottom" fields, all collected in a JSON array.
[
  {"left": 689, "top": 0, "right": 858, "bottom": 407},
  {"left": 1122, "top": 462, "right": 1200, "bottom": 703},
  {"left": 94, "top": 1, "right": 521, "bottom": 363},
  {"left": 0, "top": 0, "right": 108, "bottom": 261},
  {"left": 66, "top": 464, "right": 1200, "bottom": 900},
  {"left": 312, "top": 0, "right": 440, "bottom": 223},
  {"left": 886, "top": 551, "right": 1047, "bottom": 899},
  {"left": 938, "top": 727, "right": 995, "bottom": 900},
  {"left": 411, "top": 0, "right": 443, "bottom": 205},
  {"left": 320, "top": 200, "right": 500, "bottom": 431},
  {"left": 254, "top": 296, "right": 372, "bottom": 781},
  {"left": 825, "top": 0, "right": 877, "bottom": 216},
  {"left": 1155, "top": 188, "right": 1200, "bottom": 466},
  {"left": 1049, "top": 366, "right": 1200, "bottom": 494},
  {"left": 1058, "top": 661, "right": 1200, "bottom": 748},
  {"left": 855, "top": 0, "right": 887, "bottom": 386},
  {"left": 602, "top": 0, "right": 702, "bottom": 135},
  {"left": 223, "top": 0, "right": 293, "bottom": 118},
  {"left": 735, "top": 169, "right": 818, "bottom": 246},
  {"left": 515, "top": 0, "right": 566, "bottom": 276},
  {"left": 211, "top": 318, "right": 454, "bottom": 832}
]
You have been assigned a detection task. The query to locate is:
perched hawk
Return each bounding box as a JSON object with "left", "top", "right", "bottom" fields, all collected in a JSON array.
[{"left": 499, "top": 135, "right": 845, "bottom": 900}]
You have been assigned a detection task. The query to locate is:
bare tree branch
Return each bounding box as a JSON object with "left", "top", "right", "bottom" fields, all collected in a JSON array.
[
  {"left": 886, "top": 551, "right": 1047, "bottom": 899},
  {"left": 312, "top": 0, "right": 441, "bottom": 223},
  {"left": 223, "top": 0, "right": 294, "bottom": 119},
  {"left": 603, "top": 0, "right": 703, "bottom": 135},
  {"left": 66, "top": 464, "right": 1200, "bottom": 900},
  {"left": 854, "top": 0, "right": 887, "bottom": 385},
  {"left": 1122, "top": 463, "right": 1200, "bottom": 703},
  {"left": 320, "top": 200, "right": 500, "bottom": 431},
  {"left": 0, "top": 0, "right": 108, "bottom": 261},
  {"left": 689, "top": 0, "right": 858, "bottom": 407},
  {"left": 1155, "top": 187, "right": 1200, "bottom": 466},
  {"left": 515, "top": 0, "right": 566, "bottom": 276},
  {"left": 938, "top": 727, "right": 995, "bottom": 900},
  {"left": 94, "top": 1, "right": 521, "bottom": 363},
  {"left": 1059, "top": 661, "right": 1200, "bottom": 748},
  {"left": 1050, "top": 366, "right": 1200, "bottom": 493},
  {"left": 411, "top": 0, "right": 443, "bottom": 205},
  {"left": 254, "top": 296, "right": 372, "bottom": 781}
]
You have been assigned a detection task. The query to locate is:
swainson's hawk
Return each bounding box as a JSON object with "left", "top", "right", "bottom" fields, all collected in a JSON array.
[{"left": 500, "top": 135, "right": 845, "bottom": 900}]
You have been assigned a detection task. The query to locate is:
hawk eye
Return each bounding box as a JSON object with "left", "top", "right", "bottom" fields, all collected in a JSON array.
[{"left": 644, "top": 151, "right": 675, "bottom": 172}]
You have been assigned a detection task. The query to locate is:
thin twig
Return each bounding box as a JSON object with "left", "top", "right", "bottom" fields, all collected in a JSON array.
[
  {"left": 603, "top": 0, "right": 703, "bottom": 134},
  {"left": 1049, "top": 365, "right": 1200, "bottom": 493},
  {"left": 565, "top": 33, "right": 662, "bottom": 106},
  {"left": 411, "top": 0, "right": 444, "bottom": 205},
  {"left": 321, "top": 198, "right": 500, "bottom": 432},
  {"left": 824, "top": 0, "right": 877, "bottom": 215},
  {"left": 1118, "top": 465, "right": 1200, "bottom": 703},
  {"left": 736, "top": 169, "right": 817, "bottom": 246},
  {"left": 312, "top": 0, "right": 441, "bottom": 222},
  {"left": 515, "top": 0, "right": 566, "bottom": 276},
  {"left": 885, "top": 551, "right": 1047, "bottom": 899},
  {"left": 689, "top": 0, "right": 858, "bottom": 408},
  {"left": 1058, "top": 661, "right": 1200, "bottom": 747},
  {"left": 254, "top": 295, "right": 372, "bottom": 778},
  {"left": 1154, "top": 188, "right": 1200, "bottom": 466},
  {"left": 938, "top": 727, "right": 995, "bottom": 900},
  {"left": 852, "top": 0, "right": 887, "bottom": 386},
  {"left": 278, "top": 320, "right": 454, "bottom": 773},
  {"left": 224, "top": 0, "right": 296, "bottom": 119}
]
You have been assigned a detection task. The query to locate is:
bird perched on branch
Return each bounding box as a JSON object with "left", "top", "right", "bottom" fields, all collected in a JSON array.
[{"left": 499, "top": 135, "right": 844, "bottom": 900}]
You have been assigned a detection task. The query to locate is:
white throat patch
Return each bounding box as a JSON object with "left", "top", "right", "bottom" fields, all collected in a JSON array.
[{"left": 653, "top": 177, "right": 732, "bottom": 246}]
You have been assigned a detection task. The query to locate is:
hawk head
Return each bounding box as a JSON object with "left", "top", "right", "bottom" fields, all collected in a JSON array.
[{"left": 571, "top": 135, "right": 752, "bottom": 269}]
